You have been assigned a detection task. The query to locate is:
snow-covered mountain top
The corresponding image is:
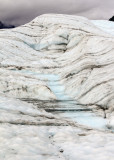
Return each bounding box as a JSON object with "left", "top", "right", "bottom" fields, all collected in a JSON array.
[{"left": 24, "top": 14, "right": 114, "bottom": 37}]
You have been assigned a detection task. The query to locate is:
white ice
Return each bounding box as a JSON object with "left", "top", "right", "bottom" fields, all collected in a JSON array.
[
  {"left": 58, "top": 111, "right": 107, "bottom": 130},
  {"left": 0, "top": 14, "right": 114, "bottom": 159},
  {"left": 91, "top": 20, "right": 114, "bottom": 35}
]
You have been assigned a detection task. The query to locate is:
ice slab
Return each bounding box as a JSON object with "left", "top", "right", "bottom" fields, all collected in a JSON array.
[{"left": 57, "top": 111, "right": 107, "bottom": 130}]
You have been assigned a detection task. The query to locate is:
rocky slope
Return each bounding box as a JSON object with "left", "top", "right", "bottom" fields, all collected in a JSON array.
[{"left": 109, "top": 16, "right": 114, "bottom": 22}]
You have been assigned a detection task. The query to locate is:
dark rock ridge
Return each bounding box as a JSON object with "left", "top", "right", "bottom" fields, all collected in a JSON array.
[
  {"left": 109, "top": 16, "right": 114, "bottom": 22},
  {"left": 0, "top": 21, "right": 15, "bottom": 29}
]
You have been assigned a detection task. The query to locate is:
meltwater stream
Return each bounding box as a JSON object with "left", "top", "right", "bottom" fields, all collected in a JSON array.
[{"left": 19, "top": 70, "right": 107, "bottom": 130}]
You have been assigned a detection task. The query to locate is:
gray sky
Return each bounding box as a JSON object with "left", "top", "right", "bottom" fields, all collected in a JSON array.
[{"left": 0, "top": 0, "right": 114, "bottom": 26}]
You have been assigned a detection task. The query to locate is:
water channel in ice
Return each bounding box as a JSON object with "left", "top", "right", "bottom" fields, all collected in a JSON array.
[{"left": 14, "top": 70, "right": 108, "bottom": 130}]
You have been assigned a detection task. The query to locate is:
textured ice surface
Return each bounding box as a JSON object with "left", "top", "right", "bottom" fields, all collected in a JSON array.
[
  {"left": 1, "top": 121, "right": 114, "bottom": 160},
  {"left": 0, "top": 14, "right": 114, "bottom": 159},
  {"left": 37, "top": 74, "right": 107, "bottom": 130},
  {"left": 0, "top": 14, "right": 113, "bottom": 110}
]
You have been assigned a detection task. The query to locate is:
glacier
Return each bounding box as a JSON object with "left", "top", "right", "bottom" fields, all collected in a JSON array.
[{"left": 0, "top": 14, "right": 114, "bottom": 159}]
